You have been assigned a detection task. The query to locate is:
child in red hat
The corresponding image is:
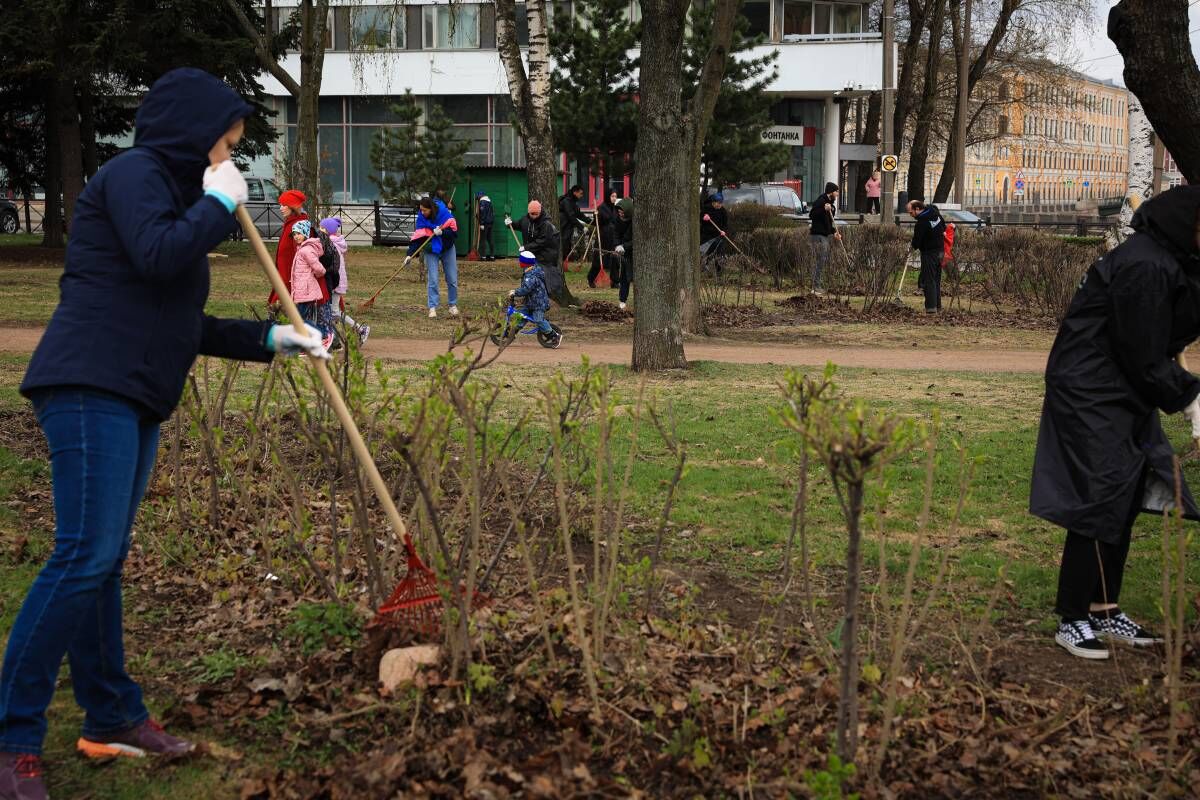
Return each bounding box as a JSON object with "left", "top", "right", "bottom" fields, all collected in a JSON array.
[{"left": 268, "top": 189, "right": 307, "bottom": 305}]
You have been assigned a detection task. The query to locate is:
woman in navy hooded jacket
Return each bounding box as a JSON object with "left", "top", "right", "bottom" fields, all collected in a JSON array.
[{"left": 0, "top": 69, "right": 326, "bottom": 796}]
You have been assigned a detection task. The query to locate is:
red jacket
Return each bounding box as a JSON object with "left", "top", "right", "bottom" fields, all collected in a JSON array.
[{"left": 268, "top": 212, "right": 307, "bottom": 304}]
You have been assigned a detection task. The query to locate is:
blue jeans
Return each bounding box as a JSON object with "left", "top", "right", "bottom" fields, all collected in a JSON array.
[
  {"left": 0, "top": 389, "right": 159, "bottom": 754},
  {"left": 526, "top": 309, "right": 554, "bottom": 334},
  {"left": 425, "top": 244, "right": 458, "bottom": 308}
]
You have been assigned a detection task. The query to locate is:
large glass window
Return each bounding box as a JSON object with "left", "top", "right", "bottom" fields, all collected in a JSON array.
[
  {"left": 783, "top": 1, "right": 813, "bottom": 36},
  {"left": 741, "top": 0, "right": 770, "bottom": 38},
  {"left": 814, "top": 2, "right": 832, "bottom": 34},
  {"left": 833, "top": 3, "right": 862, "bottom": 33},
  {"left": 351, "top": 5, "right": 405, "bottom": 49},
  {"left": 423, "top": 4, "right": 481, "bottom": 49}
]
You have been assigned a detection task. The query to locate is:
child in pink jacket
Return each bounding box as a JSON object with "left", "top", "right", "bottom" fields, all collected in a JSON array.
[{"left": 289, "top": 220, "right": 328, "bottom": 336}]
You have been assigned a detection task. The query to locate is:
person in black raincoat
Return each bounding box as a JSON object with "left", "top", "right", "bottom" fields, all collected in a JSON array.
[
  {"left": 1031, "top": 185, "right": 1200, "bottom": 660},
  {"left": 588, "top": 190, "right": 619, "bottom": 289}
]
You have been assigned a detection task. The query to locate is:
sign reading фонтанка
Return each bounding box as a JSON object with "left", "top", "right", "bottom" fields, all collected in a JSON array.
[{"left": 759, "top": 126, "right": 817, "bottom": 146}]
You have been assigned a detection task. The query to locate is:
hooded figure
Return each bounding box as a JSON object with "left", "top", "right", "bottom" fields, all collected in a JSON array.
[
  {"left": 5, "top": 69, "right": 325, "bottom": 792},
  {"left": 1032, "top": 185, "right": 1200, "bottom": 659},
  {"left": 22, "top": 68, "right": 274, "bottom": 420}
]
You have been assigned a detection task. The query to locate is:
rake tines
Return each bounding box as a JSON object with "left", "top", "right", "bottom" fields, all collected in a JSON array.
[{"left": 372, "top": 534, "right": 443, "bottom": 635}]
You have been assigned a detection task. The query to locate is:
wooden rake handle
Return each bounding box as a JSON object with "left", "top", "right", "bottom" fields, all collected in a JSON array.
[
  {"left": 703, "top": 216, "right": 747, "bottom": 257},
  {"left": 235, "top": 205, "right": 409, "bottom": 542}
]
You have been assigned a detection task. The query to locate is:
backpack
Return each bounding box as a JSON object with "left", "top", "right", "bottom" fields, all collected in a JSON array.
[{"left": 317, "top": 229, "right": 340, "bottom": 294}]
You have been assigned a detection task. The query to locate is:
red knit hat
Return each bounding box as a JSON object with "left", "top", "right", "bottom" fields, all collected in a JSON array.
[{"left": 279, "top": 189, "right": 306, "bottom": 208}]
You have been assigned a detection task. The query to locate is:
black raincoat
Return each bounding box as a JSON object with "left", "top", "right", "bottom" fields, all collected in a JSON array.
[{"left": 1030, "top": 186, "right": 1200, "bottom": 542}]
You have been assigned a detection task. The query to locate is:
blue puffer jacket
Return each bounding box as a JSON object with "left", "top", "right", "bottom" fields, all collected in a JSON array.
[
  {"left": 20, "top": 68, "right": 274, "bottom": 421},
  {"left": 513, "top": 265, "right": 550, "bottom": 314}
]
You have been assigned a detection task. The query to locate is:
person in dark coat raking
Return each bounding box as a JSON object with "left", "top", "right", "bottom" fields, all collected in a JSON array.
[
  {"left": 1031, "top": 185, "right": 1200, "bottom": 660},
  {"left": 558, "top": 184, "right": 589, "bottom": 261},
  {"left": 0, "top": 69, "right": 327, "bottom": 799},
  {"left": 907, "top": 199, "right": 945, "bottom": 312}
]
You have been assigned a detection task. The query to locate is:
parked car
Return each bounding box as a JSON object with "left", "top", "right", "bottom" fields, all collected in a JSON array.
[
  {"left": 1, "top": 199, "right": 19, "bottom": 234},
  {"left": 230, "top": 175, "right": 286, "bottom": 240},
  {"left": 375, "top": 205, "right": 418, "bottom": 246},
  {"left": 720, "top": 184, "right": 808, "bottom": 219},
  {"left": 940, "top": 207, "right": 987, "bottom": 231}
]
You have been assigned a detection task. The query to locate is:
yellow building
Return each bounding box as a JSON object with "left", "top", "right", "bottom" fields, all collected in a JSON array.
[{"left": 912, "top": 70, "right": 1130, "bottom": 207}]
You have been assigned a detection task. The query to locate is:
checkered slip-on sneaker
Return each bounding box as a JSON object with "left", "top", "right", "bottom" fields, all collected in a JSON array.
[
  {"left": 1054, "top": 619, "right": 1110, "bottom": 660},
  {"left": 1088, "top": 609, "right": 1163, "bottom": 647}
]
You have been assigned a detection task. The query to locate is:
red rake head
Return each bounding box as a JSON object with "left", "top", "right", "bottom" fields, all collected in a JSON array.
[{"left": 372, "top": 534, "right": 443, "bottom": 635}]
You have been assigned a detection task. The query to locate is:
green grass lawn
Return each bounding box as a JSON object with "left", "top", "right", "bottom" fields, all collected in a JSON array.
[{"left": 0, "top": 241, "right": 1058, "bottom": 351}]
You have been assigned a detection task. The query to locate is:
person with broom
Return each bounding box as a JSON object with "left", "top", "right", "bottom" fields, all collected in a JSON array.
[
  {"left": 1031, "top": 185, "right": 1200, "bottom": 660},
  {"left": 0, "top": 68, "right": 328, "bottom": 800}
]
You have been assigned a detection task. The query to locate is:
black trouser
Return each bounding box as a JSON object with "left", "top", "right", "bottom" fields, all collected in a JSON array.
[
  {"left": 561, "top": 225, "right": 577, "bottom": 261},
  {"left": 480, "top": 225, "right": 493, "bottom": 259},
  {"left": 617, "top": 253, "right": 633, "bottom": 303},
  {"left": 919, "top": 250, "right": 942, "bottom": 311},
  {"left": 1055, "top": 476, "right": 1143, "bottom": 621},
  {"left": 1055, "top": 530, "right": 1134, "bottom": 621},
  {"left": 866, "top": 197, "right": 880, "bottom": 214}
]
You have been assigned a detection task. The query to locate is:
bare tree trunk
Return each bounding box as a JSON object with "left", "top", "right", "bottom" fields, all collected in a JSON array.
[
  {"left": 221, "top": 0, "right": 326, "bottom": 219},
  {"left": 496, "top": 0, "right": 578, "bottom": 307},
  {"left": 932, "top": 0, "right": 1018, "bottom": 202},
  {"left": 835, "top": 481, "right": 865, "bottom": 764},
  {"left": 1110, "top": 0, "right": 1200, "bottom": 184},
  {"left": 892, "top": 0, "right": 928, "bottom": 157},
  {"left": 41, "top": 78, "right": 64, "bottom": 249},
  {"left": 296, "top": 0, "right": 328, "bottom": 218},
  {"left": 79, "top": 84, "right": 99, "bottom": 179},
  {"left": 680, "top": 0, "right": 740, "bottom": 337},
  {"left": 905, "top": 0, "right": 948, "bottom": 200},
  {"left": 1121, "top": 97, "right": 1155, "bottom": 232},
  {"left": 632, "top": 0, "right": 691, "bottom": 371}
]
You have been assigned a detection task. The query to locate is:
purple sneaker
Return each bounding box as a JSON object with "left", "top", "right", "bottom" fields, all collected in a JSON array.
[
  {"left": 0, "top": 753, "right": 48, "bottom": 800},
  {"left": 77, "top": 719, "right": 195, "bottom": 759}
]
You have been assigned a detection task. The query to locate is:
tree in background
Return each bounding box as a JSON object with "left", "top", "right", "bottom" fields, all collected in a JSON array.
[
  {"left": 685, "top": 6, "right": 788, "bottom": 190},
  {"left": 632, "top": 0, "right": 740, "bottom": 369},
  {"left": 496, "top": 0, "right": 578, "bottom": 307},
  {"left": 1108, "top": 0, "right": 1200, "bottom": 184},
  {"left": 549, "top": 0, "right": 640, "bottom": 189},
  {"left": 0, "top": 0, "right": 278, "bottom": 247},
  {"left": 370, "top": 92, "right": 427, "bottom": 204},
  {"left": 223, "top": 0, "right": 328, "bottom": 218},
  {"left": 421, "top": 102, "right": 471, "bottom": 198}
]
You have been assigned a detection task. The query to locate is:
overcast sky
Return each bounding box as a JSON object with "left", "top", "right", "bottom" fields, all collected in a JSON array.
[{"left": 1058, "top": 1, "right": 1200, "bottom": 85}]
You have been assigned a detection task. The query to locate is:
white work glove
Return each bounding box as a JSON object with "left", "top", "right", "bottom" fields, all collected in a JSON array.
[
  {"left": 615, "top": 244, "right": 625, "bottom": 255},
  {"left": 267, "top": 323, "right": 330, "bottom": 359},
  {"left": 508, "top": 290, "right": 516, "bottom": 299},
  {"left": 203, "top": 160, "right": 248, "bottom": 211},
  {"left": 504, "top": 215, "right": 513, "bottom": 227},
  {"left": 433, "top": 226, "right": 443, "bottom": 236},
  {"left": 1184, "top": 395, "right": 1200, "bottom": 439}
]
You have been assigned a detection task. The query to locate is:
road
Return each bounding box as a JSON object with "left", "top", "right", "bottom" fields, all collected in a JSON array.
[{"left": 0, "top": 327, "right": 1050, "bottom": 373}]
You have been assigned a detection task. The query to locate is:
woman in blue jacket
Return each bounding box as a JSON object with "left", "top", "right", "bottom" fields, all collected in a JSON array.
[{"left": 0, "top": 69, "right": 327, "bottom": 798}]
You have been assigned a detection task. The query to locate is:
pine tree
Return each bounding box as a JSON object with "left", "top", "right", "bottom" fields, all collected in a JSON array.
[
  {"left": 549, "top": 0, "right": 639, "bottom": 180},
  {"left": 421, "top": 101, "right": 470, "bottom": 197},
  {"left": 684, "top": 6, "right": 788, "bottom": 188},
  {"left": 369, "top": 91, "right": 425, "bottom": 203}
]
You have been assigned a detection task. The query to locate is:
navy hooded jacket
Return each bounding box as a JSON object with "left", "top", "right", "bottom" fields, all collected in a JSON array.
[{"left": 21, "top": 68, "right": 274, "bottom": 421}]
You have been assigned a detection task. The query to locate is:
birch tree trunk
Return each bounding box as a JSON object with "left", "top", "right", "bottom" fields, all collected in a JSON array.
[
  {"left": 1120, "top": 96, "right": 1155, "bottom": 233},
  {"left": 1109, "top": 0, "right": 1200, "bottom": 184},
  {"left": 496, "top": 0, "right": 578, "bottom": 307}
]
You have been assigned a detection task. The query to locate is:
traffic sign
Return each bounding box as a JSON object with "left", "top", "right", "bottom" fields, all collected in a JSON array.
[
  {"left": 1083, "top": 180, "right": 1090, "bottom": 188},
  {"left": 1015, "top": 178, "right": 1025, "bottom": 190},
  {"left": 881, "top": 155, "right": 898, "bottom": 173},
  {"left": 974, "top": 176, "right": 982, "bottom": 187}
]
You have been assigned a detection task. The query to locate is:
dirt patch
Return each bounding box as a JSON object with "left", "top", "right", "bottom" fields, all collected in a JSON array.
[
  {"left": 579, "top": 300, "right": 633, "bottom": 322},
  {"left": 0, "top": 246, "right": 67, "bottom": 268},
  {"left": 773, "top": 294, "right": 1058, "bottom": 330}
]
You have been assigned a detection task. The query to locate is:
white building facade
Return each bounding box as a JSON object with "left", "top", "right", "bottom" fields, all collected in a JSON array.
[{"left": 255, "top": 0, "right": 889, "bottom": 204}]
